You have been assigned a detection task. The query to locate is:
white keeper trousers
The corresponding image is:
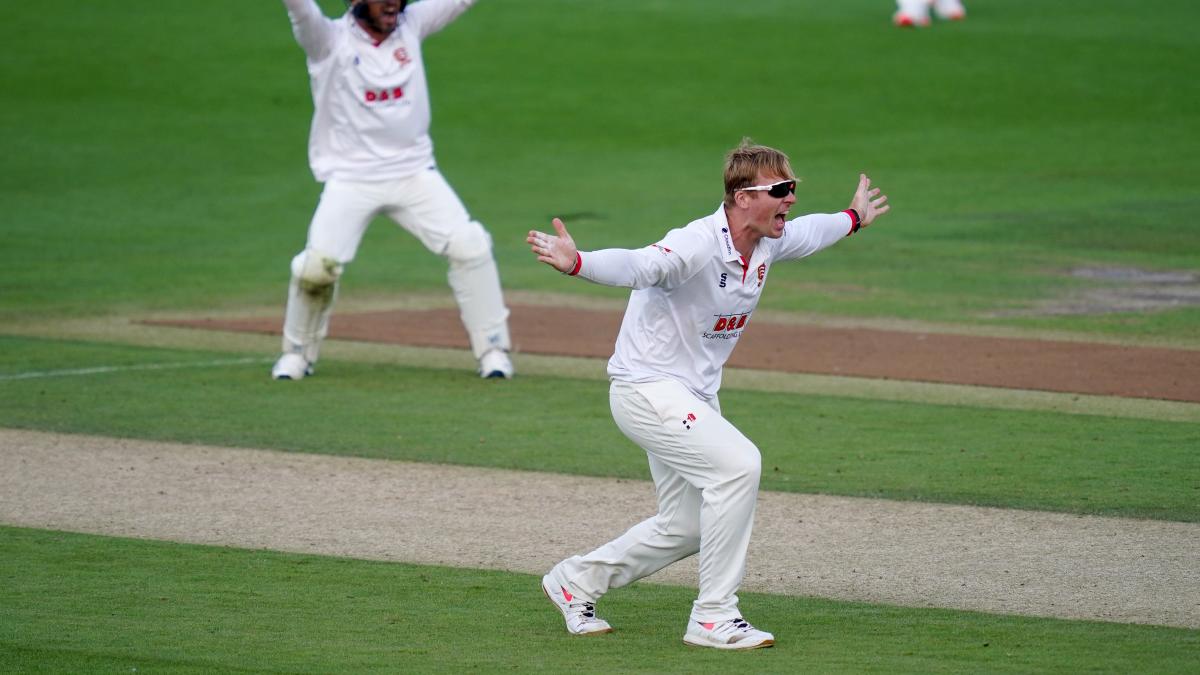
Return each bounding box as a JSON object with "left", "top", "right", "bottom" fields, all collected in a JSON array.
[
  {"left": 550, "top": 378, "right": 762, "bottom": 623},
  {"left": 285, "top": 166, "right": 510, "bottom": 359}
]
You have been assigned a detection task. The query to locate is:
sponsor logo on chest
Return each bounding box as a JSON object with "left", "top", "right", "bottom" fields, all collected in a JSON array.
[
  {"left": 702, "top": 311, "right": 751, "bottom": 340},
  {"left": 352, "top": 49, "right": 411, "bottom": 105},
  {"left": 364, "top": 86, "right": 404, "bottom": 103}
]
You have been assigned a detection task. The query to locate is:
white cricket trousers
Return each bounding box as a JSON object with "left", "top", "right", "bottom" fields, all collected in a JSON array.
[
  {"left": 282, "top": 167, "right": 511, "bottom": 361},
  {"left": 550, "top": 378, "right": 762, "bottom": 623}
]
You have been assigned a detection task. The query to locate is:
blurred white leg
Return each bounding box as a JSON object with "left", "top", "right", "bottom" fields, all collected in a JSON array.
[
  {"left": 385, "top": 169, "right": 513, "bottom": 373},
  {"left": 273, "top": 180, "right": 378, "bottom": 380}
]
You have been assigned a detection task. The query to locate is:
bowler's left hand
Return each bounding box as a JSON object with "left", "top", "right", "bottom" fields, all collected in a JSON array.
[{"left": 850, "top": 174, "right": 890, "bottom": 227}]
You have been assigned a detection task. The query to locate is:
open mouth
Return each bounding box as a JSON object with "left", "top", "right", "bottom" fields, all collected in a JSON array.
[
  {"left": 377, "top": 2, "right": 401, "bottom": 24},
  {"left": 371, "top": 5, "right": 400, "bottom": 33}
]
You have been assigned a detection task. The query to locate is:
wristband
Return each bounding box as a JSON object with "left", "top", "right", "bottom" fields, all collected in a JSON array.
[
  {"left": 567, "top": 252, "right": 583, "bottom": 276},
  {"left": 843, "top": 208, "right": 862, "bottom": 235}
]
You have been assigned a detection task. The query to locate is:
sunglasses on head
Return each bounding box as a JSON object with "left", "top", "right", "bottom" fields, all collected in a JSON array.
[{"left": 738, "top": 179, "right": 797, "bottom": 198}]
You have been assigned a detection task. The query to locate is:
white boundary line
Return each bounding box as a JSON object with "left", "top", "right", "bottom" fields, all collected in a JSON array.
[{"left": 0, "top": 357, "right": 272, "bottom": 381}]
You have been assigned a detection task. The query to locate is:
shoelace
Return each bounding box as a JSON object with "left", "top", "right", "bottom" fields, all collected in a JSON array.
[
  {"left": 570, "top": 601, "right": 598, "bottom": 619},
  {"left": 708, "top": 618, "right": 756, "bottom": 636}
]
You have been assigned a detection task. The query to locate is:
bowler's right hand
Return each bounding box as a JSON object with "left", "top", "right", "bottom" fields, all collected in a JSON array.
[{"left": 527, "top": 218, "right": 579, "bottom": 274}]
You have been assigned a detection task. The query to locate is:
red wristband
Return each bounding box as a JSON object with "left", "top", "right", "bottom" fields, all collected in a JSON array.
[
  {"left": 568, "top": 252, "right": 582, "bottom": 276},
  {"left": 843, "top": 209, "right": 862, "bottom": 235}
]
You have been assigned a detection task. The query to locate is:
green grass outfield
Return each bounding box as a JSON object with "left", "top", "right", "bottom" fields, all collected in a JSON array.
[
  {"left": 2, "top": 336, "right": 1198, "bottom": 522},
  {"left": 2, "top": 0, "right": 1198, "bottom": 339},
  {"left": 2, "top": 0, "right": 1199, "bottom": 670},
  {"left": 2, "top": 527, "right": 1197, "bottom": 674}
]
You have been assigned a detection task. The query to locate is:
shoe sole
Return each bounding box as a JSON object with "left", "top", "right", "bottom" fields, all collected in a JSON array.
[
  {"left": 271, "top": 368, "right": 313, "bottom": 381},
  {"left": 682, "top": 636, "right": 775, "bottom": 650},
  {"left": 540, "top": 578, "right": 612, "bottom": 636}
]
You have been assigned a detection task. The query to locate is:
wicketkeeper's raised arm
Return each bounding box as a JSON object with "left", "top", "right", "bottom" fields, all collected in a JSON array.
[
  {"left": 408, "top": 0, "right": 480, "bottom": 40},
  {"left": 281, "top": 0, "right": 336, "bottom": 61}
]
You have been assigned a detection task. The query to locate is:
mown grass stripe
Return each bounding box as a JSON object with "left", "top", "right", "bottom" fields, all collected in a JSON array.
[{"left": 0, "top": 357, "right": 272, "bottom": 381}]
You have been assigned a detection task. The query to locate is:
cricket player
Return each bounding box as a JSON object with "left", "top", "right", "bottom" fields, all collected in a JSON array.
[
  {"left": 527, "top": 140, "right": 890, "bottom": 650},
  {"left": 272, "top": 0, "right": 513, "bottom": 381},
  {"left": 894, "top": 0, "right": 966, "bottom": 27}
]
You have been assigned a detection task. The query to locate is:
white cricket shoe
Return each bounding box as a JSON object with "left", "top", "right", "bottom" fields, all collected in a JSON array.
[
  {"left": 933, "top": 0, "right": 966, "bottom": 20},
  {"left": 478, "top": 349, "right": 513, "bottom": 379},
  {"left": 271, "top": 352, "right": 313, "bottom": 381},
  {"left": 893, "top": 0, "right": 931, "bottom": 26},
  {"left": 541, "top": 574, "right": 612, "bottom": 636},
  {"left": 683, "top": 617, "right": 775, "bottom": 650}
]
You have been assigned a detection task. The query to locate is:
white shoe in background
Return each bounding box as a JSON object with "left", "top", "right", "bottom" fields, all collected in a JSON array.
[
  {"left": 478, "top": 349, "right": 513, "bottom": 379},
  {"left": 894, "top": 0, "right": 931, "bottom": 26},
  {"left": 933, "top": 0, "right": 966, "bottom": 20},
  {"left": 271, "top": 352, "right": 313, "bottom": 380}
]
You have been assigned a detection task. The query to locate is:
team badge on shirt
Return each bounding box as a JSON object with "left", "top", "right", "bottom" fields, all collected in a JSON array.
[
  {"left": 756, "top": 263, "right": 766, "bottom": 287},
  {"left": 393, "top": 47, "right": 411, "bottom": 65}
]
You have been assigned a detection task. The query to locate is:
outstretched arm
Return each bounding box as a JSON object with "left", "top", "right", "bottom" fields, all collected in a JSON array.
[
  {"left": 408, "top": 0, "right": 479, "bottom": 40},
  {"left": 849, "top": 173, "right": 890, "bottom": 228},
  {"left": 774, "top": 173, "right": 892, "bottom": 261},
  {"left": 528, "top": 218, "right": 701, "bottom": 288}
]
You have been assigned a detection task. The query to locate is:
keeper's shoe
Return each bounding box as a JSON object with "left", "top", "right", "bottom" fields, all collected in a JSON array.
[
  {"left": 683, "top": 617, "right": 775, "bottom": 650},
  {"left": 479, "top": 349, "right": 514, "bottom": 380},
  {"left": 271, "top": 352, "right": 313, "bottom": 381},
  {"left": 541, "top": 575, "right": 612, "bottom": 636},
  {"left": 933, "top": 0, "right": 966, "bottom": 20}
]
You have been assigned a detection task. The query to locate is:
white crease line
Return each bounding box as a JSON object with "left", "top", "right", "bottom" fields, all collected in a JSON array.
[{"left": 0, "top": 357, "right": 272, "bottom": 381}]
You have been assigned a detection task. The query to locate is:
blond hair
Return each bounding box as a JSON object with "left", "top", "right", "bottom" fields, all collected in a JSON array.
[{"left": 722, "top": 138, "right": 796, "bottom": 208}]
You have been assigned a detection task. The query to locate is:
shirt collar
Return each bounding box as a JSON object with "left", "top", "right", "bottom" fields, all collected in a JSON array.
[{"left": 711, "top": 205, "right": 741, "bottom": 263}]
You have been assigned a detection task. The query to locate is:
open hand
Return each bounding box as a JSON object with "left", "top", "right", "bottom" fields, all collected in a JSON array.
[
  {"left": 850, "top": 174, "right": 890, "bottom": 227},
  {"left": 526, "top": 218, "right": 578, "bottom": 274}
]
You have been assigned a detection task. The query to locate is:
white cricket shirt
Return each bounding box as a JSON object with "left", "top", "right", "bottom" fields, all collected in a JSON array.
[
  {"left": 281, "top": 0, "right": 476, "bottom": 182},
  {"left": 574, "top": 206, "right": 856, "bottom": 401}
]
